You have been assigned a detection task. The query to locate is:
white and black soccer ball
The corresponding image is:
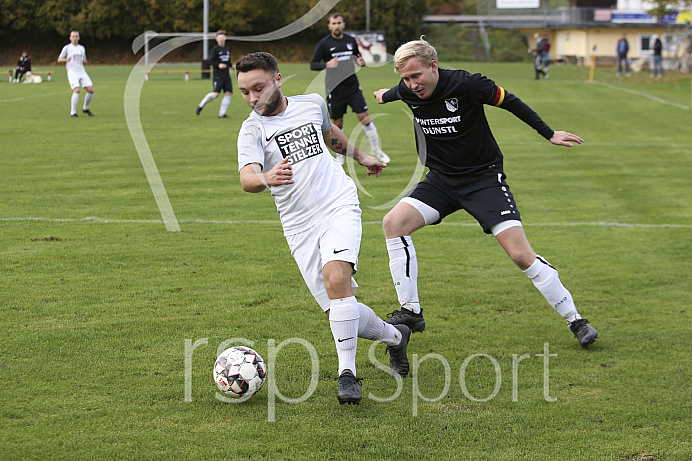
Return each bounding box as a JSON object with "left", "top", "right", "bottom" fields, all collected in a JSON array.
[{"left": 213, "top": 346, "right": 266, "bottom": 399}]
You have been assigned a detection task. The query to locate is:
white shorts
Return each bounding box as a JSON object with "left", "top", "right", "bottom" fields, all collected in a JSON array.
[
  {"left": 68, "top": 71, "right": 93, "bottom": 90},
  {"left": 285, "top": 205, "right": 362, "bottom": 311}
]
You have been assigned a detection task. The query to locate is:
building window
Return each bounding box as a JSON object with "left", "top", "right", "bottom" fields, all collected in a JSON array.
[{"left": 639, "top": 33, "right": 674, "bottom": 54}]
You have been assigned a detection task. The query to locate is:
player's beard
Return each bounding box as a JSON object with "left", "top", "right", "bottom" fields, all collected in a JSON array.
[{"left": 255, "top": 83, "right": 282, "bottom": 116}]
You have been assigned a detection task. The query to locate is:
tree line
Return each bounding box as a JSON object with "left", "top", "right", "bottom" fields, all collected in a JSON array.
[{"left": 1, "top": 0, "right": 427, "bottom": 53}]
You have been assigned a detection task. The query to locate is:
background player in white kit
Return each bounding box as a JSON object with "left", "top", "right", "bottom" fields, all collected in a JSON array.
[
  {"left": 58, "top": 31, "right": 94, "bottom": 117},
  {"left": 236, "top": 52, "right": 410, "bottom": 405}
]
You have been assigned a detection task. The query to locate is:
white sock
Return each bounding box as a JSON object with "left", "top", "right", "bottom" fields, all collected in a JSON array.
[
  {"left": 386, "top": 236, "right": 421, "bottom": 314},
  {"left": 356, "top": 302, "right": 401, "bottom": 346},
  {"left": 523, "top": 256, "right": 581, "bottom": 324},
  {"left": 329, "top": 297, "right": 360, "bottom": 376},
  {"left": 362, "top": 121, "right": 380, "bottom": 150},
  {"left": 83, "top": 92, "right": 93, "bottom": 110},
  {"left": 70, "top": 93, "right": 79, "bottom": 115},
  {"left": 199, "top": 92, "right": 216, "bottom": 107},
  {"left": 219, "top": 94, "right": 231, "bottom": 116}
]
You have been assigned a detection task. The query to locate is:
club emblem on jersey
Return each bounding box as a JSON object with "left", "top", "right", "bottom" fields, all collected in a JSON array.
[
  {"left": 347, "top": 43, "right": 353, "bottom": 50},
  {"left": 445, "top": 98, "right": 459, "bottom": 113},
  {"left": 275, "top": 123, "right": 323, "bottom": 165}
]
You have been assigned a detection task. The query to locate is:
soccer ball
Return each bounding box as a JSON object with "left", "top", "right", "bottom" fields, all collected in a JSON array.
[{"left": 213, "top": 346, "right": 266, "bottom": 399}]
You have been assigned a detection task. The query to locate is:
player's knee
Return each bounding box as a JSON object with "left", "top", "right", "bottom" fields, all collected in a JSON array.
[
  {"left": 382, "top": 211, "right": 406, "bottom": 238},
  {"left": 509, "top": 250, "right": 536, "bottom": 270},
  {"left": 323, "top": 271, "right": 351, "bottom": 298}
]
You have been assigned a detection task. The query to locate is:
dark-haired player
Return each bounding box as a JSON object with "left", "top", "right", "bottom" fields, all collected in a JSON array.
[
  {"left": 310, "top": 13, "right": 389, "bottom": 164},
  {"left": 236, "top": 52, "right": 409, "bottom": 405},
  {"left": 374, "top": 37, "right": 598, "bottom": 348}
]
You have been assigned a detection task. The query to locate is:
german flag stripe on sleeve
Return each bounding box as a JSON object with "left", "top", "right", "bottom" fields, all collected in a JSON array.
[{"left": 491, "top": 86, "right": 506, "bottom": 106}]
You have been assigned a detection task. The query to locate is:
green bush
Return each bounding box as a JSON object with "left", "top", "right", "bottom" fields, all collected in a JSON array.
[
  {"left": 489, "top": 29, "right": 532, "bottom": 63},
  {"left": 422, "top": 23, "right": 532, "bottom": 63}
]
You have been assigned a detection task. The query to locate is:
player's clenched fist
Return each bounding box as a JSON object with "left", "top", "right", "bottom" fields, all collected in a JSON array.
[{"left": 264, "top": 158, "right": 293, "bottom": 186}]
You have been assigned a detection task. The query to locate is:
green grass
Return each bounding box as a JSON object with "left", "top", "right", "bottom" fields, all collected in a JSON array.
[{"left": 1, "top": 62, "right": 691, "bottom": 460}]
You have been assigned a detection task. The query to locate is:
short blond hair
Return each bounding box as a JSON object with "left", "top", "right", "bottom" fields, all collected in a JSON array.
[{"left": 394, "top": 36, "right": 437, "bottom": 71}]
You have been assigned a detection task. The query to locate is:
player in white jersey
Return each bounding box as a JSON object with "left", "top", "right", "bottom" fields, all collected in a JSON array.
[
  {"left": 236, "top": 52, "right": 410, "bottom": 405},
  {"left": 58, "top": 31, "right": 94, "bottom": 117}
]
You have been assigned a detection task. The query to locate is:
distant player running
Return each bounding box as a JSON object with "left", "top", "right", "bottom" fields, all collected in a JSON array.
[
  {"left": 58, "top": 31, "right": 94, "bottom": 117},
  {"left": 310, "top": 13, "right": 389, "bottom": 164},
  {"left": 196, "top": 30, "right": 233, "bottom": 118},
  {"left": 374, "top": 37, "right": 598, "bottom": 348}
]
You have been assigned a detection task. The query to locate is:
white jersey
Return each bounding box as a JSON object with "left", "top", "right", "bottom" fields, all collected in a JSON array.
[
  {"left": 59, "top": 43, "right": 87, "bottom": 73},
  {"left": 237, "top": 93, "right": 360, "bottom": 236}
]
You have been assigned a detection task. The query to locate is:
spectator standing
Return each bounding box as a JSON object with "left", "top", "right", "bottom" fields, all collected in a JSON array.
[
  {"left": 652, "top": 35, "right": 664, "bottom": 78},
  {"left": 616, "top": 34, "right": 630, "bottom": 77},
  {"left": 541, "top": 33, "right": 551, "bottom": 71}
]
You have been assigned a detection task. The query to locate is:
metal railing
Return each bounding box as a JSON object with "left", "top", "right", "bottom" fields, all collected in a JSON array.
[{"left": 423, "top": 7, "right": 688, "bottom": 28}]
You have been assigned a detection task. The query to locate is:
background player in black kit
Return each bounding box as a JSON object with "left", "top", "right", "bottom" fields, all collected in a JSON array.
[
  {"left": 196, "top": 30, "right": 233, "bottom": 118},
  {"left": 310, "top": 13, "right": 389, "bottom": 164},
  {"left": 374, "top": 37, "right": 598, "bottom": 348}
]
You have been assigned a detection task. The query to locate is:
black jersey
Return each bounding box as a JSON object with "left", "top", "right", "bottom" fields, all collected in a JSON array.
[
  {"left": 209, "top": 45, "right": 232, "bottom": 80},
  {"left": 310, "top": 33, "right": 362, "bottom": 95},
  {"left": 383, "top": 68, "right": 554, "bottom": 181}
]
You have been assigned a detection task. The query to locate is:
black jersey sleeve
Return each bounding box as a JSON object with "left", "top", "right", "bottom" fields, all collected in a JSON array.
[
  {"left": 351, "top": 37, "right": 363, "bottom": 64},
  {"left": 381, "top": 85, "right": 402, "bottom": 103},
  {"left": 490, "top": 86, "right": 554, "bottom": 140},
  {"left": 209, "top": 46, "right": 221, "bottom": 67},
  {"left": 310, "top": 38, "right": 327, "bottom": 71}
]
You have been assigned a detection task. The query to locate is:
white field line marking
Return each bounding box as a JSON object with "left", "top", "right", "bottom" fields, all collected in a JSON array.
[
  {"left": 592, "top": 81, "right": 691, "bottom": 110},
  {"left": 0, "top": 91, "right": 64, "bottom": 103},
  {"left": 0, "top": 87, "right": 110, "bottom": 104},
  {"left": 2, "top": 217, "right": 690, "bottom": 229}
]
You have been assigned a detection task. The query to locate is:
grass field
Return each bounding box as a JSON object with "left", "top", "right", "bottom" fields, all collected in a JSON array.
[{"left": 1, "top": 61, "right": 691, "bottom": 460}]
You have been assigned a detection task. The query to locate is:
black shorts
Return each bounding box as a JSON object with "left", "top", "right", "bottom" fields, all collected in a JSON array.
[
  {"left": 407, "top": 169, "right": 521, "bottom": 234},
  {"left": 213, "top": 77, "right": 233, "bottom": 94},
  {"left": 327, "top": 84, "right": 368, "bottom": 120}
]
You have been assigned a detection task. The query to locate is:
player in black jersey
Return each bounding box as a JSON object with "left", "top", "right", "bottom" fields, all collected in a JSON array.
[
  {"left": 310, "top": 13, "right": 390, "bottom": 164},
  {"left": 374, "top": 37, "right": 598, "bottom": 348},
  {"left": 196, "top": 30, "right": 233, "bottom": 118}
]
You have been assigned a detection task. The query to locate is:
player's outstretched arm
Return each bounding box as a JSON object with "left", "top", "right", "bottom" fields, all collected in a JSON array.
[
  {"left": 373, "top": 89, "right": 389, "bottom": 104},
  {"left": 323, "top": 124, "right": 386, "bottom": 176},
  {"left": 550, "top": 131, "right": 583, "bottom": 147},
  {"left": 239, "top": 160, "right": 293, "bottom": 193}
]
